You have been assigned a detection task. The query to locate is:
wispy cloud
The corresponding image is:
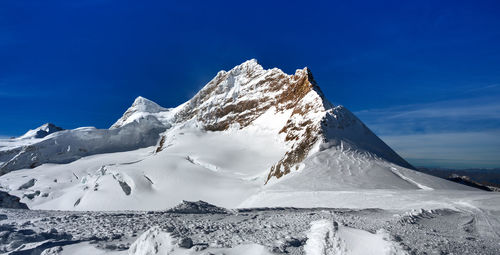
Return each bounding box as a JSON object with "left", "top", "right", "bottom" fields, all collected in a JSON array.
[
  {"left": 381, "top": 130, "right": 500, "bottom": 169},
  {"left": 355, "top": 96, "right": 500, "bottom": 135},
  {"left": 382, "top": 102, "right": 500, "bottom": 120},
  {"left": 355, "top": 91, "right": 500, "bottom": 168}
]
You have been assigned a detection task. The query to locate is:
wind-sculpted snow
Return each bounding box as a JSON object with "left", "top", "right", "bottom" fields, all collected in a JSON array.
[{"left": 320, "top": 106, "right": 414, "bottom": 170}]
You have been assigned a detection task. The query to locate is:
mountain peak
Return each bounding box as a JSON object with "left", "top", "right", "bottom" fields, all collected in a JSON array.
[
  {"left": 174, "top": 60, "right": 327, "bottom": 131},
  {"left": 169, "top": 61, "right": 410, "bottom": 183},
  {"left": 220, "top": 59, "right": 264, "bottom": 78},
  {"left": 133, "top": 95, "right": 148, "bottom": 103},
  {"left": 111, "top": 96, "right": 166, "bottom": 129},
  {"left": 131, "top": 96, "right": 163, "bottom": 113},
  {"left": 39, "top": 123, "right": 60, "bottom": 130},
  {"left": 19, "top": 123, "right": 64, "bottom": 139},
  {"left": 299, "top": 67, "right": 314, "bottom": 81},
  {"left": 235, "top": 58, "right": 261, "bottom": 70}
]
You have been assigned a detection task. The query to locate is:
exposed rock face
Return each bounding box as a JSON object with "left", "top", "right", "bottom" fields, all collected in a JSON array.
[
  {"left": 174, "top": 60, "right": 325, "bottom": 131},
  {"left": 17, "top": 178, "right": 36, "bottom": 190}
]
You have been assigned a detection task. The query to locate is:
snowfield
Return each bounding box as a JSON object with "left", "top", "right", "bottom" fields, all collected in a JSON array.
[
  {"left": 0, "top": 125, "right": 483, "bottom": 212},
  {"left": 0, "top": 60, "right": 499, "bottom": 254}
]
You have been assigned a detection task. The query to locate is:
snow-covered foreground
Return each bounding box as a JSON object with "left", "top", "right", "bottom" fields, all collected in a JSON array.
[{"left": 1, "top": 201, "right": 499, "bottom": 254}]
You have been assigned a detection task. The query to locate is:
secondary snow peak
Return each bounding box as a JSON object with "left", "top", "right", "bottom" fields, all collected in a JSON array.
[
  {"left": 19, "top": 123, "right": 63, "bottom": 139},
  {"left": 111, "top": 96, "right": 166, "bottom": 129}
]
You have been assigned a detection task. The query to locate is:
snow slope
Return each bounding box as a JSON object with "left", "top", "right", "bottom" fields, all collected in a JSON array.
[{"left": 0, "top": 59, "right": 489, "bottom": 211}]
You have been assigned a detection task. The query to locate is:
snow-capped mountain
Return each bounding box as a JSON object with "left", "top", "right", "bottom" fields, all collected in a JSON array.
[
  {"left": 19, "top": 123, "right": 63, "bottom": 139},
  {"left": 169, "top": 59, "right": 413, "bottom": 183},
  {"left": 111, "top": 96, "right": 170, "bottom": 129},
  {"left": 0, "top": 60, "right": 477, "bottom": 210}
]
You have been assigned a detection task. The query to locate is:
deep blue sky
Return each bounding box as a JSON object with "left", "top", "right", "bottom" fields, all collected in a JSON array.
[{"left": 1, "top": 0, "right": 499, "bottom": 168}]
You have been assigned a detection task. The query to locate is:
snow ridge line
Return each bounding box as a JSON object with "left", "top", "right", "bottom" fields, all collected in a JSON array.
[
  {"left": 390, "top": 167, "right": 433, "bottom": 190},
  {"left": 186, "top": 155, "right": 219, "bottom": 172}
]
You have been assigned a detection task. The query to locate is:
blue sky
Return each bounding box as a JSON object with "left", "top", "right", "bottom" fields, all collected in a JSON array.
[{"left": 1, "top": 0, "right": 499, "bottom": 168}]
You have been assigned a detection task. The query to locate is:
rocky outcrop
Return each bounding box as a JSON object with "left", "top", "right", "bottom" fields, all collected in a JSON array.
[
  {"left": 0, "top": 191, "right": 28, "bottom": 209},
  {"left": 166, "top": 200, "right": 232, "bottom": 214},
  {"left": 447, "top": 174, "right": 499, "bottom": 192},
  {"left": 174, "top": 60, "right": 323, "bottom": 131}
]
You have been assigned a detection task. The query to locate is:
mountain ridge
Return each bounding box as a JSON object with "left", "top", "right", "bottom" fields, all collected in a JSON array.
[{"left": 1, "top": 59, "right": 415, "bottom": 182}]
